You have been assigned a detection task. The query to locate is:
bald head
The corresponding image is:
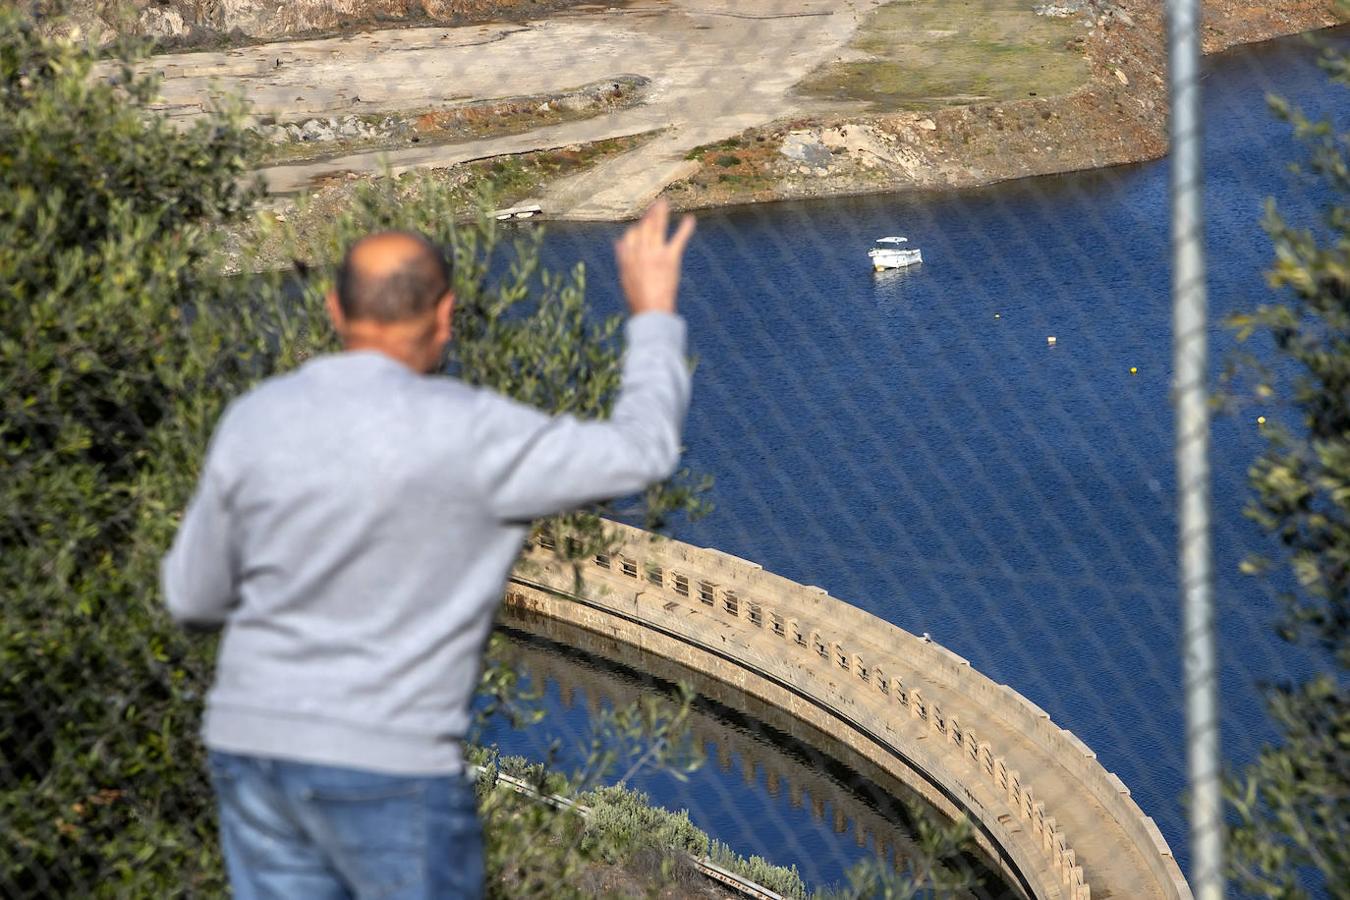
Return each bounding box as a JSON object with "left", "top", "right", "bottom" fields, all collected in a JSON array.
[{"left": 335, "top": 230, "right": 452, "bottom": 323}]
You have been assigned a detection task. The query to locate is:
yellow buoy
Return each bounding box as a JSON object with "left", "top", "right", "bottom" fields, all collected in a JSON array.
[
  {"left": 1130, "top": 367, "right": 1138, "bottom": 375},
  {"left": 1257, "top": 416, "right": 1266, "bottom": 426}
]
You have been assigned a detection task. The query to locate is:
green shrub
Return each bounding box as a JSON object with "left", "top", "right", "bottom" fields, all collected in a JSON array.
[
  {"left": 1225, "top": 45, "right": 1349, "bottom": 900},
  {"left": 0, "top": 9, "right": 706, "bottom": 895},
  {"left": 715, "top": 153, "right": 742, "bottom": 168},
  {"left": 0, "top": 10, "right": 271, "bottom": 894},
  {"left": 580, "top": 785, "right": 709, "bottom": 861}
]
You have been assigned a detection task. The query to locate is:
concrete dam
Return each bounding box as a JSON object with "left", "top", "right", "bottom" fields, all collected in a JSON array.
[
  {"left": 494, "top": 612, "right": 1016, "bottom": 890},
  {"left": 505, "top": 521, "right": 1192, "bottom": 900}
]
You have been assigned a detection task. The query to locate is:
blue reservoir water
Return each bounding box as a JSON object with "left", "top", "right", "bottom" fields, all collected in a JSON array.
[
  {"left": 487, "top": 615, "right": 1018, "bottom": 896},
  {"left": 480, "top": 28, "right": 1348, "bottom": 890}
]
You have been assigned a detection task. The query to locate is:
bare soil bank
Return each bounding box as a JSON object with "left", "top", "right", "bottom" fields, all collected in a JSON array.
[
  {"left": 662, "top": 0, "right": 1346, "bottom": 213},
  {"left": 74, "top": 0, "right": 1343, "bottom": 221},
  {"left": 39, "top": 0, "right": 595, "bottom": 48}
]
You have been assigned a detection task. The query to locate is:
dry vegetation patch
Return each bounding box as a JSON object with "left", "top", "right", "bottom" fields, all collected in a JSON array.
[{"left": 796, "top": 0, "right": 1092, "bottom": 110}]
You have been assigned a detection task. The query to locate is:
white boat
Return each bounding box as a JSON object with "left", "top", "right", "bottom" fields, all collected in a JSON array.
[{"left": 868, "top": 236, "right": 922, "bottom": 271}]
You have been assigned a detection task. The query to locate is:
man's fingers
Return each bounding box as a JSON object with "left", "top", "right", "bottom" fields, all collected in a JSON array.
[
  {"left": 618, "top": 220, "right": 639, "bottom": 254},
  {"left": 644, "top": 198, "right": 669, "bottom": 245},
  {"left": 615, "top": 224, "right": 638, "bottom": 267},
  {"left": 669, "top": 214, "right": 696, "bottom": 256}
]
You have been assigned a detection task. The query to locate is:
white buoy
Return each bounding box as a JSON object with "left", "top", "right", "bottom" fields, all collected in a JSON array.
[{"left": 1047, "top": 336, "right": 1057, "bottom": 346}]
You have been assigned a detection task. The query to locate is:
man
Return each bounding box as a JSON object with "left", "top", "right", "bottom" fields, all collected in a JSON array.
[{"left": 161, "top": 201, "right": 696, "bottom": 899}]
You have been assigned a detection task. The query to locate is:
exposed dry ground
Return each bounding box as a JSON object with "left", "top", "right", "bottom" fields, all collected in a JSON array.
[
  {"left": 663, "top": 0, "right": 1345, "bottom": 212},
  {"left": 131, "top": 0, "right": 893, "bottom": 215},
  {"left": 106, "top": 0, "right": 1345, "bottom": 220},
  {"left": 43, "top": 0, "right": 599, "bottom": 47},
  {"left": 796, "top": 0, "right": 1091, "bottom": 110},
  {"left": 224, "top": 134, "right": 654, "bottom": 272},
  {"left": 1200, "top": 0, "right": 1347, "bottom": 52},
  {"left": 252, "top": 76, "right": 650, "bottom": 167}
]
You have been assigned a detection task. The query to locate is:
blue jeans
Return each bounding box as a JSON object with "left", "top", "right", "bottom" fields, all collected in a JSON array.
[{"left": 208, "top": 751, "right": 484, "bottom": 900}]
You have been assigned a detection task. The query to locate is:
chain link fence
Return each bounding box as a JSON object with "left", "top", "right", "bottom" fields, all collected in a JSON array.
[{"left": 3, "top": 1, "right": 1346, "bottom": 898}]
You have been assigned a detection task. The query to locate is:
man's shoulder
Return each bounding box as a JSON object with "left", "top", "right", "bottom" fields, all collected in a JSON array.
[
  {"left": 214, "top": 358, "right": 355, "bottom": 447},
  {"left": 222, "top": 365, "right": 308, "bottom": 421},
  {"left": 217, "top": 359, "right": 484, "bottom": 443}
]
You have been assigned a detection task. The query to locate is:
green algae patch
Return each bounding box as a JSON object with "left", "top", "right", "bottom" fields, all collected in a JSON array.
[{"left": 797, "top": 0, "right": 1090, "bottom": 111}]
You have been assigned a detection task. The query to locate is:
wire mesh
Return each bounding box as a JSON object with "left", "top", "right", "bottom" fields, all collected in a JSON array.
[{"left": 3, "top": 1, "right": 1347, "bottom": 898}]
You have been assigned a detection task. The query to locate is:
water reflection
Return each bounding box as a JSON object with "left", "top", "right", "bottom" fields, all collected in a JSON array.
[
  {"left": 478, "top": 608, "right": 1018, "bottom": 897},
  {"left": 870, "top": 263, "right": 925, "bottom": 302}
]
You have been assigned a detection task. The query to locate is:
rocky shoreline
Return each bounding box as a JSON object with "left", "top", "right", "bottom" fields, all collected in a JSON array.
[{"left": 658, "top": 0, "right": 1345, "bottom": 214}]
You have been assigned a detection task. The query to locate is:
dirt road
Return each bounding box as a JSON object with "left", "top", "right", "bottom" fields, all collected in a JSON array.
[{"left": 142, "top": 0, "right": 881, "bottom": 218}]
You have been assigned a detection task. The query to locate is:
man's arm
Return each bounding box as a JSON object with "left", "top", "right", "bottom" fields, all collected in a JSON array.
[
  {"left": 472, "top": 201, "right": 696, "bottom": 522},
  {"left": 161, "top": 460, "right": 237, "bottom": 627},
  {"left": 473, "top": 313, "right": 689, "bottom": 521}
]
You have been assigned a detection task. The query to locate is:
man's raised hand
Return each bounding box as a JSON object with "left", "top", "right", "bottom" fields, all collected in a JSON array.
[{"left": 615, "top": 199, "right": 696, "bottom": 316}]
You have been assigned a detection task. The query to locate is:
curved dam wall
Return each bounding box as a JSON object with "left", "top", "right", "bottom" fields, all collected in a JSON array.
[{"left": 505, "top": 522, "right": 1192, "bottom": 900}]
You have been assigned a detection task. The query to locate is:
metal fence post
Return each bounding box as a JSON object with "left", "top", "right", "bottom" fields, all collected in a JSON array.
[{"left": 1167, "top": 1, "right": 1222, "bottom": 898}]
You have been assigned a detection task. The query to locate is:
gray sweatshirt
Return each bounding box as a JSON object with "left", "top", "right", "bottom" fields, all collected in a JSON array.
[{"left": 161, "top": 312, "right": 689, "bottom": 775}]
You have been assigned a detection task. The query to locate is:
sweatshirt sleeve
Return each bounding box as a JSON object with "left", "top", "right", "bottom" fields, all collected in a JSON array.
[
  {"left": 161, "top": 455, "right": 239, "bottom": 628},
  {"left": 471, "top": 311, "right": 692, "bottom": 523}
]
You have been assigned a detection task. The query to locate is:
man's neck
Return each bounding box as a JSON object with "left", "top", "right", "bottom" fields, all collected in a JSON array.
[{"left": 342, "top": 335, "right": 426, "bottom": 373}]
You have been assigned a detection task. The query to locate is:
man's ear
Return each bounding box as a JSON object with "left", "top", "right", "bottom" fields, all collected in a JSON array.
[
  {"left": 434, "top": 291, "right": 455, "bottom": 344},
  {"left": 325, "top": 290, "right": 346, "bottom": 335}
]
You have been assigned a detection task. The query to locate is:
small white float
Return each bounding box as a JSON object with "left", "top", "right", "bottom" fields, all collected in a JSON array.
[{"left": 868, "top": 236, "right": 923, "bottom": 271}]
